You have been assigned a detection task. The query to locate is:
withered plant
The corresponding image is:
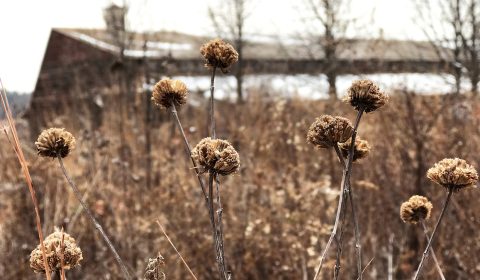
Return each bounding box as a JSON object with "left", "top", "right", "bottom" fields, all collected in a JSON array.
[
  {"left": 151, "top": 38, "right": 239, "bottom": 280},
  {"left": 412, "top": 158, "right": 478, "bottom": 279},
  {"left": 309, "top": 79, "right": 388, "bottom": 280},
  {"left": 34, "top": 127, "right": 132, "bottom": 279}
]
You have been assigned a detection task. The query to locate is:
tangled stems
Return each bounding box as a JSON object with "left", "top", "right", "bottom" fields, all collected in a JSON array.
[
  {"left": 313, "top": 108, "right": 365, "bottom": 280},
  {"left": 169, "top": 101, "right": 230, "bottom": 280},
  {"left": 420, "top": 221, "right": 445, "bottom": 280},
  {"left": 57, "top": 156, "right": 132, "bottom": 279},
  {"left": 413, "top": 189, "right": 453, "bottom": 280},
  {"left": 208, "top": 173, "right": 230, "bottom": 280},
  {"left": 0, "top": 81, "right": 52, "bottom": 280}
]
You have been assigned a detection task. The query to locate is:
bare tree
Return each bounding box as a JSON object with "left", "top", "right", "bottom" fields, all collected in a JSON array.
[
  {"left": 208, "top": 0, "right": 251, "bottom": 103},
  {"left": 300, "top": 0, "right": 352, "bottom": 99},
  {"left": 415, "top": 0, "right": 480, "bottom": 95}
]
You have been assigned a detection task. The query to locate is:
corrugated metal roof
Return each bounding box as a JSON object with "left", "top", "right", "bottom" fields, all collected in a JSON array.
[{"left": 54, "top": 28, "right": 453, "bottom": 62}]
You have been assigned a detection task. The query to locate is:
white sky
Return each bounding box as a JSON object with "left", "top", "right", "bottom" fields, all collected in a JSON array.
[{"left": 0, "top": 0, "right": 427, "bottom": 93}]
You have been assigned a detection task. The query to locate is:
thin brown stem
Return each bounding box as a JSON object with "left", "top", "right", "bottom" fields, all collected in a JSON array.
[
  {"left": 168, "top": 101, "right": 227, "bottom": 278},
  {"left": 60, "top": 229, "right": 66, "bottom": 280},
  {"left": 210, "top": 66, "right": 217, "bottom": 139},
  {"left": 313, "top": 168, "right": 348, "bottom": 280},
  {"left": 169, "top": 102, "right": 208, "bottom": 199},
  {"left": 413, "top": 189, "right": 453, "bottom": 280},
  {"left": 0, "top": 79, "right": 52, "bottom": 280},
  {"left": 57, "top": 156, "right": 132, "bottom": 280},
  {"left": 215, "top": 177, "right": 229, "bottom": 279},
  {"left": 313, "top": 108, "right": 364, "bottom": 280},
  {"left": 347, "top": 180, "right": 363, "bottom": 279},
  {"left": 334, "top": 144, "right": 363, "bottom": 279},
  {"left": 420, "top": 221, "right": 445, "bottom": 280},
  {"left": 156, "top": 220, "right": 198, "bottom": 280},
  {"left": 333, "top": 190, "right": 348, "bottom": 280},
  {"left": 209, "top": 172, "right": 227, "bottom": 280}
]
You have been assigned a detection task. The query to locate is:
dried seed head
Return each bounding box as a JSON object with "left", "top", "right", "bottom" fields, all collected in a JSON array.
[
  {"left": 344, "top": 79, "right": 388, "bottom": 113},
  {"left": 307, "top": 115, "right": 353, "bottom": 149},
  {"left": 35, "top": 128, "right": 76, "bottom": 158},
  {"left": 152, "top": 78, "right": 188, "bottom": 109},
  {"left": 427, "top": 158, "right": 478, "bottom": 191},
  {"left": 200, "top": 39, "right": 239, "bottom": 73},
  {"left": 192, "top": 137, "right": 240, "bottom": 176},
  {"left": 144, "top": 254, "right": 166, "bottom": 280},
  {"left": 30, "top": 231, "right": 83, "bottom": 273},
  {"left": 339, "top": 137, "right": 371, "bottom": 162},
  {"left": 400, "top": 195, "right": 433, "bottom": 224}
]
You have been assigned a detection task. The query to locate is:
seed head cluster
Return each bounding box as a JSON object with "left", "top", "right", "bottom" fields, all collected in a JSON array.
[
  {"left": 144, "top": 254, "right": 166, "bottom": 280},
  {"left": 307, "top": 115, "right": 353, "bottom": 149},
  {"left": 339, "top": 137, "right": 371, "bottom": 162},
  {"left": 344, "top": 79, "right": 388, "bottom": 113},
  {"left": 400, "top": 195, "right": 433, "bottom": 224},
  {"left": 30, "top": 231, "right": 83, "bottom": 273},
  {"left": 35, "top": 128, "right": 76, "bottom": 158},
  {"left": 152, "top": 78, "right": 188, "bottom": 109},
  {"left": 427, "top": 158, "right": 478, "bottom": 191},
  {"left": 192, "top": 137, "right": 240, "bottom": 176},
  {"left": 200, "top": 39, "right": 239, "bottom": 73}
]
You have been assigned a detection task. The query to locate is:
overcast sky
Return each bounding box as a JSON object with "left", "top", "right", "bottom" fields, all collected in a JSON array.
[{"left": 0, "top": 0, "right": 426, "bottom": 93}]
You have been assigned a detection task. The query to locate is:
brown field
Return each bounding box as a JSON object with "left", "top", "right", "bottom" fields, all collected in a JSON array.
[{"left": 1, "top": 88, "right": 479, "bottom": 279}]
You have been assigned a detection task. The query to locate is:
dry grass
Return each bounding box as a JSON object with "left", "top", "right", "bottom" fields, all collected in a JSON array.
[{"left": 0, "top": 88, "right": 479, "bottom": 279}]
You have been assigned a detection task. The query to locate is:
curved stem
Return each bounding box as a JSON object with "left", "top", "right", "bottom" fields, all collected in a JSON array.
[
  {"left": 413, "top": 189, "right": 453, "bottom": 280},
  {"left": 170, "top": 102, "right": 208, "bottom": 199},
  {"left": 210, "top": 66, "right": 217, "bottom": 139},
  {"left": 347, "top": 180, "right": 363, "bottom": 280},
  {"left": 420, "top": 221, "right": 445, "bottom": 280},
  {"left": 57, "top": 156, "right": 132, "bottom": 280},
  {"left": 313, "top": 168, "right": 348, "bottom": 280},
  {"left": 169, "top": 102, "right": 227, "bottom": 278},
  {"left": 313, "top": 108, "right": 364, "bottom": 280}
]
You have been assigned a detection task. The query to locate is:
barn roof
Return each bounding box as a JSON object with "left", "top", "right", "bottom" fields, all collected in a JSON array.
[{"left": 54, "top": 28, "right": 452, "bottom": 62}]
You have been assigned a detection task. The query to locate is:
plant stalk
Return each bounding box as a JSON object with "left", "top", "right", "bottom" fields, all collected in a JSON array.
[
  {"left": 420, "top": 221, "right": 445, "bottom": 280},
  {"left": 413, "top": 189, "right": 453, "bottom": 280},
  {"left": 0, "top": 80, "right": 52, "bottom": 280},
  {"left": 210, "top": 66, "right": 217, "bottom": 139},
  {"left": 57, "top": 156, "right": 132, "bottom": 280},
  {"left": 313, "top": 108, "right": 364, "bottom": 280}
]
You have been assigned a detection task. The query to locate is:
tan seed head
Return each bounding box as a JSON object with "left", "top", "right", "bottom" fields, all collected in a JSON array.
[
  {"left": 30, "top": 231, "right": 83, "bottom": 273},
  {"left": 200, "top": 39, "right": 239, "bottom": 73},
  {"left": 35, "top": 128, "right": 76, "bottom": 158},
  {"left": 400, "top": 195, "right": 433, "bottom": 224},
  {"left": 343, "top": 79, "right": 388, "bottom": 113},
  {"left": 307, "top": 115, "right": 353, "bottom": 149},
  {"left": 192, "top": 137, "right": 240, "bottom": 176},
  {"left": 427, "top": 158, "right": 478, "bottom": 191},
  {"left": 152, "top": 78, "right": 188, "bottom": 109},
  {"left": 339, "top": 137, "right": 371, "bottom": 162}
]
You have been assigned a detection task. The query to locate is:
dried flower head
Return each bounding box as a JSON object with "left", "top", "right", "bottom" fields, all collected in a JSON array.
[
  {"left": 144, "top": 254, "right": 166, "bottom": 280},
  {"left": 307, "top": 115, "right": 353, "bottom": 149},
  {"left": 152, "top": 78, "right": 188, "bottom": 109},
  {"left": 339, "top": 137, "right": 371, "bottom": 162},
  {"left": 400, "top": 195, "right": 433, "bottom": 224},
  {"left": 200, "top": 39, "right": 239, "bottom": 73},
  {"left": 30, "top": 231, "right": 83, "bottom": 273},
  {"left": 427, "top": 158, "right": 478, "bottom": 191},
  {"left": 35, "top": 128, "right": 76, "bottom": 158},
  {"left": 344, "top": 79, "right": 388, "bottom": 113},
  {"left": 192, "top": 137, "right": 240, "bottom": 176}
]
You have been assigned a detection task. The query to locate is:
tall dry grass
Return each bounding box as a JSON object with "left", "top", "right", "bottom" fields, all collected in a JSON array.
[{"left": 0, "top": 83, "right": 479, "bottom": 279}]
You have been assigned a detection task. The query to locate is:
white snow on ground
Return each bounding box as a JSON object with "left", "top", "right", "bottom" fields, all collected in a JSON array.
[{"left": 171, "top": 73, "right": 471, "bottom": 100}]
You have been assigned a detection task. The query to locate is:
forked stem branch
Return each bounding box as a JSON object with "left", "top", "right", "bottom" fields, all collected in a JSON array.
[{"left": 57, "top": 156, "right": 132, "bottom": 280}]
